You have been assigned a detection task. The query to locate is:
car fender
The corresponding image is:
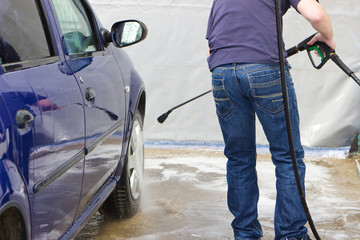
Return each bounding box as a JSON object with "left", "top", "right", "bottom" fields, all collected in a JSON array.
[
  {"left": 0, "top": 159, "right": 31, "bottom": 239},
  {"left": 129, "top": 68, "right": 146, "bottom": 120},
  {"left": 109, "top": 46, "right": 146, "bottom": 179},
  {"left": 109, "top": 45, "right": 145, "bottom": 125}
]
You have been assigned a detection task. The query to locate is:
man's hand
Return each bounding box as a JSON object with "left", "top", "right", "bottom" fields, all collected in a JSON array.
[{"left": 307, "top": 33, "right": 336, "bottom": 50}]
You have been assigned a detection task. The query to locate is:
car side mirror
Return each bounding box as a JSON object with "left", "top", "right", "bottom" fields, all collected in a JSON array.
[{"left": 104, "top": 20, "right": 148, "bottom": 48}]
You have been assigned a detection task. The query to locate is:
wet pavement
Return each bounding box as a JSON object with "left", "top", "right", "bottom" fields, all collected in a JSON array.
[{"left": 76, "top": 145, "right": 360, "bottom": 240}]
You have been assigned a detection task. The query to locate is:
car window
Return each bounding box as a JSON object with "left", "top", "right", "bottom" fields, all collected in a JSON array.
[
  {"left": 52, "top": 0, "right": 100, "bottom": 55},
  {"left": 0, "top": 0, "right": 53, "bottom": 65}
]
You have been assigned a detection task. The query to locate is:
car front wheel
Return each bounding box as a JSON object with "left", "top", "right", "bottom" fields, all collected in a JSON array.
[{"left": 102, "top": 109, "right": 144, "bottom": 219}]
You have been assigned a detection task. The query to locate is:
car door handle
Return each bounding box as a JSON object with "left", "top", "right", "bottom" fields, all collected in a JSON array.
[
  {"left": 16, "top": 110, "right": 34, "bottom": 129},
  {"left": 85, "top": 87, "right": 96, "bottom": 103}
]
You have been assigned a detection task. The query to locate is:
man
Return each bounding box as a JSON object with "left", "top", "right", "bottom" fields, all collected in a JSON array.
[{"left": 206, "top": 0, "right": 335, "bottom": 239}]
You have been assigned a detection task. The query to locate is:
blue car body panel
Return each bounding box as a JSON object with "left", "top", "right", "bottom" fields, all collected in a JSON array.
[
  {"left": 0, "top": 0, "right": 146, "bottom": 238},
  {"left": 1, "top": 53, "right": 86, "bottom": 239},
  {"left": 0, "top": 93, "right": 31, "bottom": 239}
]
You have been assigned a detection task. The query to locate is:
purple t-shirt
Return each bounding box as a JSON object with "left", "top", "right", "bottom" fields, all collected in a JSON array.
[{"left": 206, "top": 0, "right": 301, "bottom": 71}]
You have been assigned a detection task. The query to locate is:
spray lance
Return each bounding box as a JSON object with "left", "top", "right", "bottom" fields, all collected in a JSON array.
[
  {"left": 157, "top": 90, "right": 211, "bottom": 123},
  {"left": 157, "top": 35, "right": 360, "bottom": 123}
]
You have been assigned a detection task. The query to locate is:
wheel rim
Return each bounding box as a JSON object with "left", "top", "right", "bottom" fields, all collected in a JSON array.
[{"left": 127, "top": 118, "right": 144, "bottom": 200}]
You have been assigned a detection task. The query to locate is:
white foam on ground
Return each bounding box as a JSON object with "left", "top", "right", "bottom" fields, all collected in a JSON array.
[{"left": 145, "top": 156, "right": 360, "bottom": 239}]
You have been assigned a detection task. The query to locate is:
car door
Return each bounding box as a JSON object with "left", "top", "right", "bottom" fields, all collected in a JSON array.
[
  {"left": 0, "top": 0, "right": 85, "bottom": 238},
  {"left": 50, "top": 0, "right": 127, "bottom": 213}
]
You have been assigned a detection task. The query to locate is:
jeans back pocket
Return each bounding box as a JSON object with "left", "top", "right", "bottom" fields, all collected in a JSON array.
[
  {"left": 212, "top": 73, "right": 234, "bottom": 119},
  {"left": 248, "top": 69, "right": 284, "bottom": 116}
]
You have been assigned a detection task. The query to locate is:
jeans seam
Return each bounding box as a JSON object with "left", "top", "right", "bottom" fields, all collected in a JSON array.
[
  {"left": 233, "top": 67, "right": 247, "bottom": 98},
  {"left": 254, "top": 101, "right": 284, "bottom": 116}
]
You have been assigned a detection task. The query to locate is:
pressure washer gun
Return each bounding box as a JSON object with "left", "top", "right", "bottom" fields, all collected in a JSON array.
[{"left": 286, "top": 33, "right": 360, "bottom": 86}]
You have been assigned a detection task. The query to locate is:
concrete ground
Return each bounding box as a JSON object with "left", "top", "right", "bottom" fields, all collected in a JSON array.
[{"left": 76, "top": 144, "right": 360, "bottom": 240}]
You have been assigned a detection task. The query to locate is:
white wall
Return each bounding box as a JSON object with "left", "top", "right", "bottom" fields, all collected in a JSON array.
[{"left": 89, "top": 0, "right": 360, "bottom": 147}]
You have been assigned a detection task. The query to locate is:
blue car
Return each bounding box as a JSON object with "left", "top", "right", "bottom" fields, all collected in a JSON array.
[{"left": 0, "top": 0, "right": 147, "bottom": 239}]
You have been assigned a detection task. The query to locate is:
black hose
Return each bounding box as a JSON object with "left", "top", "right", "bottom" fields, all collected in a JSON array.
[{"left": 274, "top": 1, "right": 321, "bottom": 239}]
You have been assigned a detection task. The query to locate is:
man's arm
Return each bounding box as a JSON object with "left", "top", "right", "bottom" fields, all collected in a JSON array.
[{"left": 297, "top": 0, "right": 336, "bottom": 49}]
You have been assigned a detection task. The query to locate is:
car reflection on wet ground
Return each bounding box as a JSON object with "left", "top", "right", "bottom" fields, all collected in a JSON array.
[{"left": 76, "top": 144, "right": 360, "bottom": 240}]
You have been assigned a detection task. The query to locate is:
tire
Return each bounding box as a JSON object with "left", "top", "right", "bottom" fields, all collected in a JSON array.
[
  {"left": 0, "top": 208, "right": 26, "bottom": 240},
  {"left": 103, "top": 109, "right": 144, "bottom": 219}
]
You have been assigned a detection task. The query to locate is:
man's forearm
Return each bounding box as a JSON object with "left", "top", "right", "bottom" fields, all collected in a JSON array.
[
  {"left": 297, "top": 0, "right": 335, "bottom": 49},
  {"left": 297, "top": 0, "right": 333, "bottom": 40}
]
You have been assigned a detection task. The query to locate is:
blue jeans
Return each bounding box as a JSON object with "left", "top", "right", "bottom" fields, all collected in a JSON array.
[{"left": 211, "top": 63, "right": 308, "bottom": 240}]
